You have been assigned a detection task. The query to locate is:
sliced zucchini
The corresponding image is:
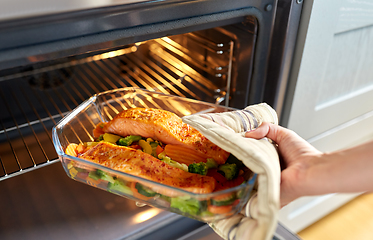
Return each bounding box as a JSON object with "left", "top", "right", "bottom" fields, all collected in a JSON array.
[
  {"left": 96, "top": 169, "right": 115, "bottom": 183},
  {"left": 88, "top": 170, "right": 101, "bottom": 180},
  {"left": 210, "top": 194, "right": 236, "bottom": 206},
  {"left": 108, "top": 179, "right": 132, "bottom": 195},
  {"left": 135, "top": 183, "right": 157, "bottom": 197}
]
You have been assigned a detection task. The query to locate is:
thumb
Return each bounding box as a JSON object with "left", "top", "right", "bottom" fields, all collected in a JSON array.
[{"left": 245, "top": 122, "right": 279, "bottom": 141}]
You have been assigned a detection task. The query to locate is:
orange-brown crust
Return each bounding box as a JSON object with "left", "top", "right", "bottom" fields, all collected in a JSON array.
[
  {"left": 102, "top": 108, "right": 229, "bottom": 164},
  {"left": 78, "top": 142, "right": 216, "bottom": 194}
]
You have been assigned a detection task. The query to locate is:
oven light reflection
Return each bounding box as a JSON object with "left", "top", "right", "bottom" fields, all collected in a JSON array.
[
  {"left": 132, "top": 208, "right": 162, "bottom": 224},
  {"left": 92, "top": 45, "right": 138, "bottom": 61}
]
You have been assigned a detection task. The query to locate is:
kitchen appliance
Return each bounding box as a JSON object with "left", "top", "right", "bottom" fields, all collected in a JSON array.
[{"left": 0, "top": 0, "right": 303, "bottom": 239}]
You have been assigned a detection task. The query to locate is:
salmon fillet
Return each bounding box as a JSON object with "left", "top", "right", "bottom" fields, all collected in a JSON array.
[
  {"left": 78, "top": 142, "right": 216, "bottom": 194},
  {"left": 102, "top": 108, "right": 229, "bottom": 164}
]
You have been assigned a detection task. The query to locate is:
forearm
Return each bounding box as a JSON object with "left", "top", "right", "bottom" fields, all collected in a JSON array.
[{"left": 302, "top": 140, "right": 373, "bottom": 196}]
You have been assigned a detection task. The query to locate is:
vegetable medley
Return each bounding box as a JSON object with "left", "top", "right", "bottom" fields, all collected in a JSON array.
[{"left": 65, "top": 123, "right": 254, "bottom": 219}]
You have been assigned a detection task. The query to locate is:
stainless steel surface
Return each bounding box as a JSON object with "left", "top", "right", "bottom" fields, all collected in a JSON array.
[
  {"left": 264, "top": 0, "right": 303, "bottom": 121},
  {"left": 0, "top": 0, "right": 150, "bottom": 21}
]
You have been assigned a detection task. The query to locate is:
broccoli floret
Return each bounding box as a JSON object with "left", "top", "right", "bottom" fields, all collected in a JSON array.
[
  {"left": 206, "top": 158, "right": 218, "bottom": 169},
  {"left": 218, "top": 163, "right": 238, "bottom": 180},
  {"left": 170, "top": 196, "right": 202, "bottom": 216},
  {"left": 226, "top": 154, "right": 244, "bottom": 169},
  {"left": 117, "top": 135, "right": 142, "bottom": 146},
  {"left": 188, "top": 162, "right": 208, "bottom": 175}
]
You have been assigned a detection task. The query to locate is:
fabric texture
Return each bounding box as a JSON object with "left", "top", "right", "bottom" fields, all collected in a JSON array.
[{"left": 182, "top": 103, "right": 280, "bottom": 240}]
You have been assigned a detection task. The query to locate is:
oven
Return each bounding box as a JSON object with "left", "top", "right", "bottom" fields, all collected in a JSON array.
[{"left": 0, "top": 0, "right": 303, "bottom": 239}]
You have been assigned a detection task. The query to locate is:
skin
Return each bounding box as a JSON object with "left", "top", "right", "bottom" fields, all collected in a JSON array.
[{"left": 245, "top": 122, "right": 373, "bottom": 207}]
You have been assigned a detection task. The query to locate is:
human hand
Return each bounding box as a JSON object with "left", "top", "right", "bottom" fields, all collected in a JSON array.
[
  {"left": 183, "top": 104, "right": 282, "bottom": 240},
  {"left": 245, "top": 122, "right": 323, "bottom": 207}
]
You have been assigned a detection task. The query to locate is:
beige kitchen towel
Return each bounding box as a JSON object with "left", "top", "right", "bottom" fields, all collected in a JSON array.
[{"left": 182, "top": 103, "right": 280, "bottom": 240}]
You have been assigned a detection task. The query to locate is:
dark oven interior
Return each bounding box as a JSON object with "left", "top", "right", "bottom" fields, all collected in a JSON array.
[{"left": 0, "top": 0, "right": 302, "bottom": 239}]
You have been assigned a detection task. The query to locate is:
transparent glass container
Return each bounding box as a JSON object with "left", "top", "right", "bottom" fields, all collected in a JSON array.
[{"left": 52, "top": 88, "right": 257, "bottom": 222}]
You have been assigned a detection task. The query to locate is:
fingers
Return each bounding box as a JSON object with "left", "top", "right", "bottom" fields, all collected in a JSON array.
[
  {"left": 245, "top": 122, "right": 290, "bottom": 146},
  {"left": 244, "top": 122, "right": 271, "bottom": 139}
]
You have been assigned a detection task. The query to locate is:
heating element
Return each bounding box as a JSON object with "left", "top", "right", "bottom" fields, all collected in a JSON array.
[{"left": 0, "top": 33, "right": 234, "bottom": 180}]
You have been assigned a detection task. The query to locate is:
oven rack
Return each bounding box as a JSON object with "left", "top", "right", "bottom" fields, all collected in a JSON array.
[{"left": 0, "top": 35, "right": 233, "bottom": 180}]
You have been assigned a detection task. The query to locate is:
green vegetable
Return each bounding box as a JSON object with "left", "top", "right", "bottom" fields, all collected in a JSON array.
[
  {"left": 117, "top": 135, "right": 142, "bottom": 146},
  {"left": 188, "top": 162, "right": 208, "bottom": 175},
  {"left": 170, "top": 196, "right": 201, "bottom": 216},
  {"left": 135, "top": 183, "right": 157, "bottom": 197},
  {"left": 75, "top": 167, "right": 88, "bottom": 173},
  {"left": 97, "top": 134, "right": 104, "bottom": 142},
  {"left": 88, "top": 171, "right": 101, "bottom": 180},
  {"left": 159, "top": 194, "right": 171, "bottom": 203},
  {"left": 218, "top": 163, "right": 238, "bottom": 180},
  {"left": 158, "top": 152, "right": 188, "bottom": 172},
  {"left": 150, "top": 142, "right": 159, "bottom": 148},
  {"left": 96, "top": 169, "right": 115, "bottom": 183},
  {"left": 88, "top": 169, "right": 115, "bottom": 183},
  {"left": 149, "top": 141, "right": 159, "bottom": 157},
  {"left": 206, "top": 158, "right": 218, "bottom": 169},
  {"left": 157, "top": 151, "right": 167, "bottom": 160},
  {"left": 199, "top": 211, "right": 214, "bottom": 218},
  {"left": 211, "top": 194, "right": 236, "bottom": 206},
  {"left": 107, "top": 179, "right": 132, "bottom": 195},
  {"left": 226, "top": 154, "right": 244, "bottom": 169}
]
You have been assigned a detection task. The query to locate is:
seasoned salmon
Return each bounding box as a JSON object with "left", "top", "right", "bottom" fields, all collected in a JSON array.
[
  {"left": 78, "top": 142, "right": 216, "bottom": 194},
  {"left": 102, "top": 108, "right": 229, "bottom": 164}
]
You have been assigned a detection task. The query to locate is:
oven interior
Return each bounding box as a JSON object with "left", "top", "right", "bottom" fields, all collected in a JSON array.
[
  {"left": 0, "top": 14, "right": 263, "bottom": 238},
  {"left": 0, "top": 17, "right": 259, "bottom": 181}
]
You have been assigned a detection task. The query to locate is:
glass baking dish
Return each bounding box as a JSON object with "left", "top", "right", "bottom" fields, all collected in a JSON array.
[{"left": 52, "top": 88, "right": 257, "bottom": 222}]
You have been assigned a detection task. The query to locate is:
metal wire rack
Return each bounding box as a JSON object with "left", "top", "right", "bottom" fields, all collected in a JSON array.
[{"left": 0, "top": 32, "right": 234, "bottom": 180}]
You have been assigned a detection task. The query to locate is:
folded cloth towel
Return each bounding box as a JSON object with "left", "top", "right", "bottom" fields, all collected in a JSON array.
[{"left": 182, "top": 103, "right": 280, "bottom": 240}]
